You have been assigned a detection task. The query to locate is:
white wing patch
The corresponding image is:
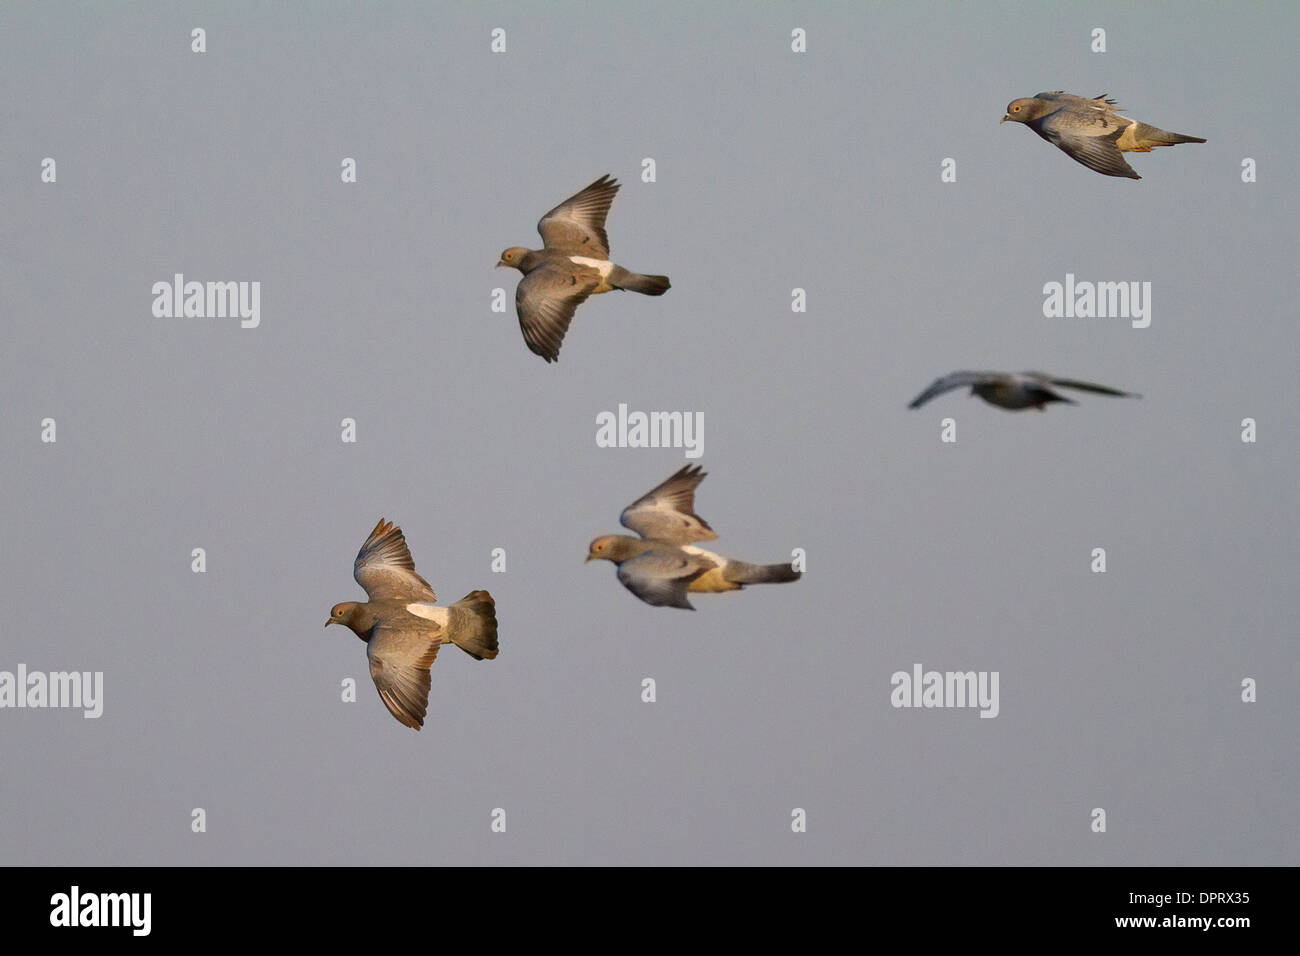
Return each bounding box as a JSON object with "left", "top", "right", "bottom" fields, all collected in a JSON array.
[
  {"left": 404, "top": 603, "right": 450, "bottom": 626},
  {"left": 569, "top": 256, "right": 614, "bottom": 279},
  {"left": 681, "top": 545, "right": 724, "bottom": 566}
]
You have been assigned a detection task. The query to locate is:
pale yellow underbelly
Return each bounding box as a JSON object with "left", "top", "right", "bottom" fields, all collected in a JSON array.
[{"left": 688, "top": 566, "right": 741, "bottom": 592}]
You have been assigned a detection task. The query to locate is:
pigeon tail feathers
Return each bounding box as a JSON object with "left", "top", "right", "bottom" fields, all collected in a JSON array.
[
  {"left": 723, "top": 561, "right": 802, "bottom": 586},
  {"left": 447, "top": 590, "right": 499, "bottom": 660},
  {"left": 610, "top": 266, "right": 671, "bottom": 296}
]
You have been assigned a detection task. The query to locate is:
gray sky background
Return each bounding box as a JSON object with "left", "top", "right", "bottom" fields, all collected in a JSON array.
[{"left": 2, "top": 1, "right": 1296, "bottom": 865}]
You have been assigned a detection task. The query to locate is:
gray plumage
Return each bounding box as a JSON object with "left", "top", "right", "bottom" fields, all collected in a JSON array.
[
  {"left": 498, "top": 174, "right": 671, "bottom": 362},
  {"left": 908, "top": 370, "right": 1141, "bottom": 411},
  {"left": 619, "top": 464, "right": 717, "bottom": 545},
  {"left": 616, "top": 549, "right": 713, "bottom": 610},
  {"left": 1001, "top": 92, "right": 1206, "bottom": 179}
]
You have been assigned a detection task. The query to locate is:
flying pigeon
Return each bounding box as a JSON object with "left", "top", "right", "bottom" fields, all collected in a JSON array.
[
  {"left": 1001, "top": 92, "right": 1206, "bottom": 179},
  {"left": 908, "top": 371, "right": 1141, "bottom": 411},
  {"left": 497, "top": 174, "right": 671, "bottom": 362},
  {"left": 586, "top": 465, "right": 800, "bottom": 610},
  {"left": 325, "top": 519, "right": 498, "bottom": 730}
]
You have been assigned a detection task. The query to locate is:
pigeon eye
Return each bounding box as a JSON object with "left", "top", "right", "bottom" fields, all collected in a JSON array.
[{"left": 1012, "top": 105, "right": 1021, "bottom": 112}]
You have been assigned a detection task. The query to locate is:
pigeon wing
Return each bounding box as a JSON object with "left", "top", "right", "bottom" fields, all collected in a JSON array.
[
  {"left": 366, "top": 625, "right": 441, "bottom": 731},
  {"left": 537, "top": 174, "right": 619, "bottom": 257},
  {"left": 616, "top": 550, "right": 709, "bottom": 610},
  {"left": 1034, "top": 373, "right": 1140, "bottom": 398},
  {"left": 1035, "top": 109, "right": 1139, "bottom": 179},
  {"left": 620, "top": 464, "right": 718, "bottom": 544},
  {"left": 515, "top": 262, "right": 596, "bottom": 363},
  {"left": 908, "top": 371, "right": 995, "bottom": 408},
  {"left": 1035, "top": 91, "right": 1122, "bottom": 113},
  {"left": 353, "top": 519, "right": 437, "bottom": 602}
]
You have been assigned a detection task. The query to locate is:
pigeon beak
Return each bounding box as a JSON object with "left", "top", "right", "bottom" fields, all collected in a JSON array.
[
  {"left": 584, "top": 555, "right": 592, "bottom": 564},
  {"left": 495, "top": 260, "right": 507, "bottom": 268},
  {"left": 324, "top": 618, "right": 334, "bottom": 628},
  {"left": 999, "top": 115, "right": 1008, "bottom": 124}
]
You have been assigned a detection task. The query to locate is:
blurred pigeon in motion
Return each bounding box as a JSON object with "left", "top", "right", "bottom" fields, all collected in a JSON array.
[{"left": 908, "top": 371, "right": 1141, "bottom": 411}]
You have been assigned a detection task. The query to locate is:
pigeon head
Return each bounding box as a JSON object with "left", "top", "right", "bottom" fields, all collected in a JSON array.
[
  {"left": 496, "top": 247, "right": 531, "bottom": 271},
  {"left": 325, "top": 602, "right": 370, "bottom": 639},
  {"left": 585, "top": 535, "right": 640, "bottom": 564},
  {"left": 1001, "top": 97, "right": 1050, "bottom": 124}
]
